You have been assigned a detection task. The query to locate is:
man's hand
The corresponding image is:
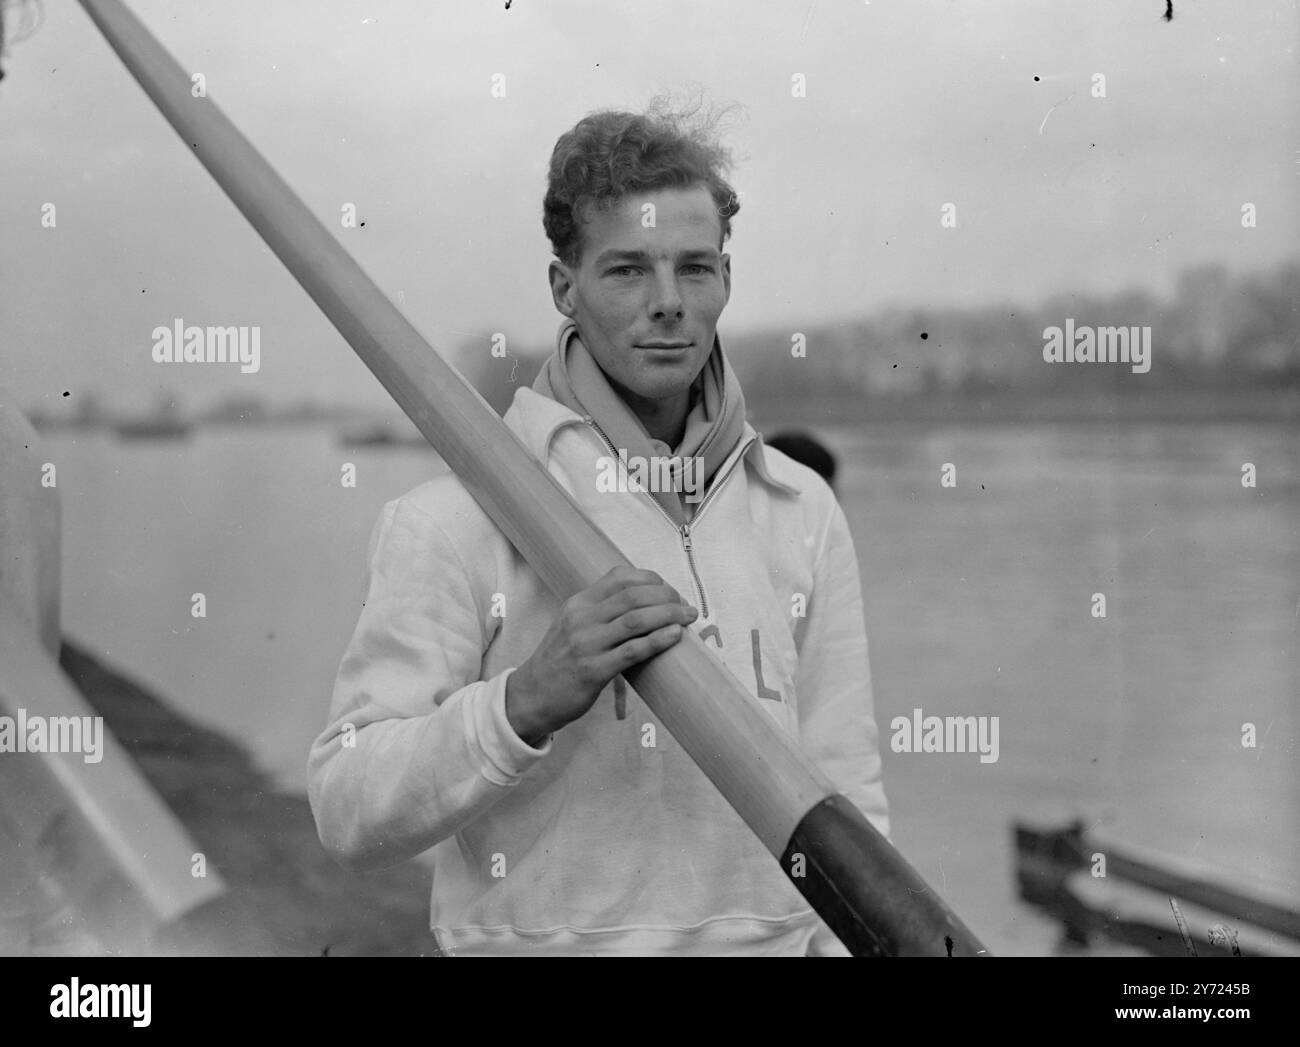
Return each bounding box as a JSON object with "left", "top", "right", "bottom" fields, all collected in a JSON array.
[{"left": 505, "top": 566, "right": 698, "bottom": 745}]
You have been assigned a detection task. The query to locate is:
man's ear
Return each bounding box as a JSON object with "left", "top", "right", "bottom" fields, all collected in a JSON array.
[
  {"left": 548, "top": 260, "right": 578, "bottom": 319},
  {"left": 720, "top": 252, "right": 732, "bottom": 305}
]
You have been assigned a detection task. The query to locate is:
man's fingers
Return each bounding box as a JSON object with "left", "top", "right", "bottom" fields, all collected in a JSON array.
[
  {"left": 578, "top": 604, "right": 692, "bottom": 669},
  {"left": 583, "top": 566, "right": 670, "bottom": 605},
  {"left": 555, "top": 570, "right": 696, "bottom": 694},
  {"left": 602, "top": 622, "right": 686, "bottom": 674},
  {"left": 610, "top": 601, "right": 698, "bottom": 638},
  {"left": 573, "top": 602, "right": 693, "bottom": 658},
  {"left": 598, "top": 583, "right": 692, "bottom": 623}
]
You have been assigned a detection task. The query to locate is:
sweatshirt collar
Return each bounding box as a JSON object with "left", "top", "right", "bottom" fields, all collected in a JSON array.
[{"left": 505, "top": 387, "right": 801, "bottom": 497}]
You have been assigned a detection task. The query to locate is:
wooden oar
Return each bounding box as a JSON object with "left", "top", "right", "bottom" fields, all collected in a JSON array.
[
  {"left": 76, "top": 0, "right": 989, "bottom": 956},
  {"left": 0, "top": 603, "right": 225, "bottom": 947}
]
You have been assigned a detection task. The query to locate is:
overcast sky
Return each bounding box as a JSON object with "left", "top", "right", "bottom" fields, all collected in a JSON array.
[{"left": 2, "top": 0, "right": 1296, "bottom": 412}]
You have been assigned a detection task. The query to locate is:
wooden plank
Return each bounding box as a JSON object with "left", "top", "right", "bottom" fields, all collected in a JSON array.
[
  {"left": 1030, "top": 871, "right": 1298, "bottom": 957},
  {"left": 0, "top": 603, "right": 224, "bottom": 945},
  {"left": 1016, "top": 820, "right": 1300, "bottom": 949},
  {"left": 1101, "top": 845, "right": 1300, "bottom": 942},
  {"left": 76, "top": 0, "right": 989, "bottom": 956}
]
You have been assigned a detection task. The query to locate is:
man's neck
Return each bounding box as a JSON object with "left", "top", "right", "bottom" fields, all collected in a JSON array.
[{"left": 620, "top": 387, "right": 689, "bottom": 447}]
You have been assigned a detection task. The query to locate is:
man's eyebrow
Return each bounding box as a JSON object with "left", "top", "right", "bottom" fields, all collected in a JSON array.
[
  {"left": 678, "top": 248, "right": 721, "bottom": 262},
  {"left": 593, "top": 247, "right": 721, "bottom": 266},
  {"left": 594, "top": 249, "right": 652, "bottom": 266}
]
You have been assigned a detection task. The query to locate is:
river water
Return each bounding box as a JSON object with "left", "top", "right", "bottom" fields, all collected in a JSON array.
[{"left": 40, "top": 419, "right": 1299, "bottom": 955}]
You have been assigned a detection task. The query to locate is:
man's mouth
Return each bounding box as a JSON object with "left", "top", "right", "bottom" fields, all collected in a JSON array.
[{"left": 637, "top": 341, "right": 693, "bottom": 350}]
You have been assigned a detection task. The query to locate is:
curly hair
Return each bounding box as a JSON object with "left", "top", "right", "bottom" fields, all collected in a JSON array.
[{"left": 543, "top": 99, "right": 742, "bottom": 267}]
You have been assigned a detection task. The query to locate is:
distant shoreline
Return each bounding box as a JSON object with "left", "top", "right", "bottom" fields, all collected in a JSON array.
[
  {"left": 750, "top": 387, "right": 1300, "bottom": 428},
  {"left": 31, "top": 387, "right": 1299, "bottom": 438}
]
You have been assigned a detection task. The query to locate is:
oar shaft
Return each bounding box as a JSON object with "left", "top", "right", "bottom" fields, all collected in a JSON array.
[{"left": 77, "top": 0, "right": 988, "bottom": 956}]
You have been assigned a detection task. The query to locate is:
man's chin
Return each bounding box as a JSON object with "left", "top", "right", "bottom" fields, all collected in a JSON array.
[{"left": 616, "top": 372, "right": 697, "bottom": 406}]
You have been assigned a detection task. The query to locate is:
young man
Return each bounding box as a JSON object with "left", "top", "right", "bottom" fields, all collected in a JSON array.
[{"left": 308, "top": 105, "right": 889, "bottom": 956}]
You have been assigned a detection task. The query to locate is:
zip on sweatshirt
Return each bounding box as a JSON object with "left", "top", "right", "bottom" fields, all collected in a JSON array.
[{"left": 583, "top": 416, "right": 754, "bottom": 620}]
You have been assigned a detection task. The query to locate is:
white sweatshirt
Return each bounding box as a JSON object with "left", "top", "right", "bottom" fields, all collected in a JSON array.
[{"left": 307, "top": 387, "right": 889, "bottom": 955}]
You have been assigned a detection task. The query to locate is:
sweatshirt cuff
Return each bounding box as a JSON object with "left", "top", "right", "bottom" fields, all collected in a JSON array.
[{"left": 467, "top": 667, "right": 553, "bottom": 785}]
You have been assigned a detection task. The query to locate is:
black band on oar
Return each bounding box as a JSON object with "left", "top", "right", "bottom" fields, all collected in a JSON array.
[
  {"left": 76, "top": 0, "right": 990, "bottom": 956},
  {"left": 783, "top": 795, "right": 987, "bottom": 956}
]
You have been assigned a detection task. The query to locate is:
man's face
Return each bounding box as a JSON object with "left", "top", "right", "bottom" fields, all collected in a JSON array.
[{"left": 548, "top": 185, "right": 731, "bottom": 408}]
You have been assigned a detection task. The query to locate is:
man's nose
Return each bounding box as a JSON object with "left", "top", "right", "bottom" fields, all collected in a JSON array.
[{"left": 648, "top": 268, "right": 684, "bottom": 322}]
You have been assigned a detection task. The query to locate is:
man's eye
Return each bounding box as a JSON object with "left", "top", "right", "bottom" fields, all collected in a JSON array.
[
  {"left": 608, "top": 266, "right": 640, "bottom": 277},
  {"left": 683, "top": 264, "right": 713, "bottom": 275}
]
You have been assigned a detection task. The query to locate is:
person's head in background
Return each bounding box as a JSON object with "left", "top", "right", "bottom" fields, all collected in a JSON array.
[{"left": 765, "top": 431, "right": 838, "bottom": 494}]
